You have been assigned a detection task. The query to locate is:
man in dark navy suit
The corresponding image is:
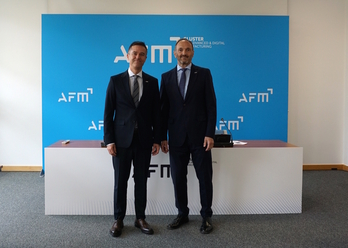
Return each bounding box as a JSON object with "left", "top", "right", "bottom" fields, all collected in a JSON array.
[
  {"left": 104, "top": 41, "right": 161, "bottom": 237},
  {"left": 160, "top": 38, "right": 217, "bottom": 234}
]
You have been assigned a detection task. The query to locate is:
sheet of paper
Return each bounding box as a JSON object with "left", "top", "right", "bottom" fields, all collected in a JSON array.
[{"left": 233, "top": 140, "right": 247, "bottom": 145}]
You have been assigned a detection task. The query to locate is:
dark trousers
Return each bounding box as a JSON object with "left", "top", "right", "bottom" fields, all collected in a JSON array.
[
  {"left": 169, "top": 136, "right": 213, "bottom": 219},
  {"left": 112, "top": 130, "right": 151, "bottom": 220}
]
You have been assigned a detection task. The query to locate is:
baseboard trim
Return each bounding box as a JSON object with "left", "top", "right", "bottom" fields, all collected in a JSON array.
[
  {"left": 1, "top": 164, "right": 347, "bottom": 172},
  {"left": 303, "top": 164, "right": 347, "bottom": 171},
  {"left": 0, "top": 165, "right": 42, "bottom": 172}
]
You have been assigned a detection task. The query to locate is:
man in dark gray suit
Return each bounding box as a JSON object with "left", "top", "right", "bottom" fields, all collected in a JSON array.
[
  {"left": 160, "top": 38, "right": 217, "bottom": 234},
  {"left": 104, "top": 41, "right": 161, "bottom": 238}
]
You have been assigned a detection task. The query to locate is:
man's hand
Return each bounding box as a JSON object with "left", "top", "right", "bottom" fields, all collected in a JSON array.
[
  {"left": 161, "top": 140, "right": 169, "bottom": 154},
  {"left": 152, "top": 143, "right": 160, "bottom": 155},
  {"left": 107, "top": 143, "right": 117, "bottom": 156},
  {"left": 203, "top": 137, "right": 214, "bottom": 151}
]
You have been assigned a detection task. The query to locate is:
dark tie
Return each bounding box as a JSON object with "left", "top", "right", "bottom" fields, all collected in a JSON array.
[
  {"left": 133, "top": 75, "right": 139, "bottom": 107},
  {"left": 179, "top": 68, "right": 187, "bottom": 99}
]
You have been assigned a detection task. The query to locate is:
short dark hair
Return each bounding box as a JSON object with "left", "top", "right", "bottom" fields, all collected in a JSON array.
[
  {"left": 175, "top": 38, "right": 194, "bottom": 50},
  {"left": 128, "top": 41, "right": 147, "bottom": 52}
]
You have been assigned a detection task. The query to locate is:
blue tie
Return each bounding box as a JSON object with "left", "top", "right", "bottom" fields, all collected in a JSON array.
[
  {"left": 179, "top": 68, "right": 187, "bottom": 99},
  {"left": 133, "top": 75, "right": 139, "bottom": 107}
]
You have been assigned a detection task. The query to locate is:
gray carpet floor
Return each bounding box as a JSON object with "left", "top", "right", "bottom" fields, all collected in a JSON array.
[{"left": 1, "top": 170, "right": 348, "bottom": 247}]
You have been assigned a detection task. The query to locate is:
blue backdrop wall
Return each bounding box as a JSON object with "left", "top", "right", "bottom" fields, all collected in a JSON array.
[{"left": 42, "top": 14, "right": 289, "bottom": 168}]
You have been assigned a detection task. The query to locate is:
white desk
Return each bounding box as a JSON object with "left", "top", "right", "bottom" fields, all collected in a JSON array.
[{"left": 45, "top": 140, "right": 303, "bottom": 215}]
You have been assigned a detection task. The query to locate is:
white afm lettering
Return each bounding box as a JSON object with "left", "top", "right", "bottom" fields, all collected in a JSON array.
[
  {"left": 58, "top": 88, "right": 93, "bottom": 103},
  {"left": 114, "top": 45, "right": 173, "bottom": 64},
  {"left": 114, "top": 37, "right": 206, "bottom": 64},
  {"left": 218, "top": 116, "right": 244, "bottom": 131},
  {"left": 239, "top": 88, "right": 273, "bottom": 103},
  {"left": 89, "top": 120, "right": 104, "bottom": 131}
]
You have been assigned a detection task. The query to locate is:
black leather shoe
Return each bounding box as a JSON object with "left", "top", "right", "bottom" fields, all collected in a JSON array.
[
  {"left": 110, "top": 219, "right": 124, "bottom": 237},
  {"left": 167, "top": 215, "right": 189, "bottom": 229},
  {"left": 200, "top": 217, "right": 213, "bottom": 234},
  {"left": 135, "top": 219, "right": 154, "bottom": 235}
]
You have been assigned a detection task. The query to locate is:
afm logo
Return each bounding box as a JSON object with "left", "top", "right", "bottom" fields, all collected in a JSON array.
[
  {"left": 239, "top": 88, "right": 273, "bottom": 103},
  {"left": 88, "top": 120, "right": 103, "bottom": 131},
  {"left": 58, "top": 88, "right": 93, "bottom": 103},
  {"left": 148, "top": 164, "right": 170, "bottom": 178},
  {"left": 114, "top": 37, "right": 180, "bottom": 64},
  {"left": 217, "top": 117, "right": 244, "bottom": 131}
]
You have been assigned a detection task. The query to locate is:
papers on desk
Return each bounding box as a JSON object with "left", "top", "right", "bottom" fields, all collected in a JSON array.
[{"left": 233, "top": 140, "right": 247, "bottom": 145}]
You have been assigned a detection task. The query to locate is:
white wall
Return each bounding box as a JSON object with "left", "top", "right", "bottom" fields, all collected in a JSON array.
[
  {"left": 344, "top": 0, "right": 348, "bottom": 165},
  {"left": 46, "top": 0, "right": 287, "bottom": 15},
  {"left": 288, "top": 0, "right": 346, "bottom": 164},
  {"left": 0, "top": 0, "right": 347, "bottom": 166},
  {"left": 0, "top": 0, "right": 47, "bottom": 166}
]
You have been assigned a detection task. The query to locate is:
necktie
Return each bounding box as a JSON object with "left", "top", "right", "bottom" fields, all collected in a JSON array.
[
  {"left": 133, "top": 75, "right": 139, "bottom": 107},
  {"left": 179, "top": 68, "right": 187, "bottom": 99}
]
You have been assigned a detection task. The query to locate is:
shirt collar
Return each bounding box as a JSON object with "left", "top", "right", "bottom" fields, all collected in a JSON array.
[
  {"left": 177, "top": 63, "right": 192, "bottom": 71},
  {"left": 128, "top": 68, "right": 143, "bottom": 78}
]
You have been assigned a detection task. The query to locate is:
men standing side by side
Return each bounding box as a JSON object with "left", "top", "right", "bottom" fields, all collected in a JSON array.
[
  {"left": 103, "top": 41, "right": 161, "bottom": 238},
  {"left": 160, "top": 38, "right": 217, "bottom": 234}
]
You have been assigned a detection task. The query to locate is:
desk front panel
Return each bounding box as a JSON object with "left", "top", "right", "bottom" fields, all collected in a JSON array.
[{"left": 45, "top": 141, "right": 303, "bottom": 215}]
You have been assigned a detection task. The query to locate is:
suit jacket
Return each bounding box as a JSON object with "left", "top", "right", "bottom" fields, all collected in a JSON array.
[
  {"left": 160, "top": 64, "right": 217, "bottom": 147},
  {"left": 104, "top": 70, "right": 161, "bottom": 149}
]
